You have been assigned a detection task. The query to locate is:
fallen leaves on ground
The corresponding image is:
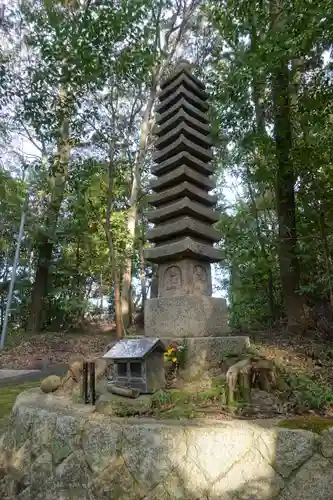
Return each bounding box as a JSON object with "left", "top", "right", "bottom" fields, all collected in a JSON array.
[{"left": 0, "top": 331, "right": 113, "bottom": 369}]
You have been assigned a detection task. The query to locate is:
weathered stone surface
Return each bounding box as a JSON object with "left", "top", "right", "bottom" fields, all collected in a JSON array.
[
  {"left": 30, "top": 450, "right": 54, "bottom": 495},
  {"left": 157, "top": 259, "right": 212, "bottom": 298},
  {"left": 12, "top": 404, "right": 36, "bottom": 449},
  {"left": 211, "top": 448, "right": 284, "bottom": 500},
  {"left": 121, "top": 423, "right": 187, "bottom": 489},
  {"left": 150, "top": 164, "right": 215, "bottom": 193},
  {"left": 5, "top": 393, "right": 333, "bottom": 500},
  {"left": 9, "top": 439, "right": 31, "bottom": 487},
  {"left": 31, "top": 408, "right": 57, "bottom": 456},
  {"left": 148, "top": 181, "right": 216, "bottom": 208},
  {"left": 147, "top": 216, "right": 220, "bottom": 245},
  {"left": 160, "top": 60, "right": 205, "bottom": 92},
  {"left": 41, "top": 375, "right": 62, "bottom": 393},
  {"left": 185, "top": 425, "right": 255, "bottom": 485},
  {"left": 52, "top": 414, "right": 83, "bottom": 464},
  {"left": 151, "top": 150, "right": 213, "bottom": 177},
  {"left": 146, "top": 197, "right": 219, "bottom": 225},
  {"left": 154, "top": 107, "right": 210, "bottom": 138},
  {"left": 158, "top": 69, "right": 208, "bottom": 102},
  {"left": 258, "top": 428, "right": 318, "bottom": 478},
  {"left": 153, "top": 135, "right": 213, "bottom": 165},
  {"left": 277, "top": 453, "right": 333, "bottom": 500},
  {"left": 82, "top": 420, "right": 122, "bottom": 473},
  {"left": 55, "top": 450, "right": 91, "bottom": 490},
  {"left": 155, "top": 121, "right": 212, "bottom": 152},
  {"left": 145, "top": 236, "right": 222, "bottom": 263},
  {"left": 17, "top": 486, "right": 31, "bottom": 500},
  {"left": 95, "top": 393, "right": 152, "bottom": 417},
  {"left": 91, "top": 457, "right": 143, "bottom": 500},
  {"left": 155, "top": 84, "right": 209, "bottom": 116},
  {"left": 144, "top": 295, "right": 229, "bottom": 338},
  {"left": 156, "top": 96, "right": 209, "bottom": 128},
  {"left": 321, "top": 426, "right": 333, "bottom": 458}
]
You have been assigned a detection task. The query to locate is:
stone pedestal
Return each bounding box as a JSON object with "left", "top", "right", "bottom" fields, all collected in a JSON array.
[{"left": 145, "top": 295, "right": 229, "bottom": 338}]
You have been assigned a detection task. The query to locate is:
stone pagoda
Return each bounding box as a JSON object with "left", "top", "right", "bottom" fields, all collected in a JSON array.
[{"left": 144, "top": 60, "right": 249, "bottom": 378}]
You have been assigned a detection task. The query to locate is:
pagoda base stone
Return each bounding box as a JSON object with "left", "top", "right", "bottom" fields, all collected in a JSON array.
[
  {"left": 144, "top": 294, "right": 229, "bottom": 338},
  {"left": 159, "top": 335, "right": 251, "bottom": 380}
]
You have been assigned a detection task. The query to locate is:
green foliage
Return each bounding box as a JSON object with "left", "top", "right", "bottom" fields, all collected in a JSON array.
[{"left": 279, "top": 369, "right": 333, "bottom": 410}]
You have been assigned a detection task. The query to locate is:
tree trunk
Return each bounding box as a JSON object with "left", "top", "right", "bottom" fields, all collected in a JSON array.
[
  {"left": 271, "top": 57, "right": 303, "bottom": 327},
  {"left": 121, "top": 90, "right": 156, "bottom": 329},
  {"left": 27, "top": 109, "right": 69, "bottom": 333}
]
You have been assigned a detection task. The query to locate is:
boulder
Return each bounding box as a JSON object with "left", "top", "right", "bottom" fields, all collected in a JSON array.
[{"left": 40, "top": 375, "right": 61, "bottom": 393}]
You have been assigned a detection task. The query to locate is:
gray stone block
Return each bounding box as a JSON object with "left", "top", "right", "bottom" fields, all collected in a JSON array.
[
  {"left": 150, "top": 164, "right": 216, "bottom": 192},
  {"left": 146, "top": 216, "right": 220, "bottom": 244},
  {"left": 144, "top": 236, "right": 223, "bottom": 263},
  {"left": 152, "top": 149, "right": 214, "bottom": 177},
  {"left": 148, "top": 181, "right": 216, "bottom": 207},
  {"left": 144, "top": 294, "right": 229, "bottom": 338},
  {"left": 146, "top": 196, "right": 219, "bottom": 224},
  {"left": 155, "top": 121, "right": 212, "bottom": 152},
  {"left": 156, "top": 84, "right": 209, "bottom": 115},
  {"left": 158, "top": 69, "right": 208, "bottom": 102},
  {"left": 161, "top": 59, "right": 205, "bottom": 91},
  {"left": 156, "top": 96, "right": 209, "bottom": 127},
  {"left": 157, "top": 259, "right": 212, "bottom": 297},
  {"left": 153, "top": 107, "right": 210, "bottom": 138},
  {"left": 153, "top": 134, "right": 213, "bottom": 165}
]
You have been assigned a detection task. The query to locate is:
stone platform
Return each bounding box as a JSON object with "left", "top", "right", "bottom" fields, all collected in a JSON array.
[
  {"left": 1, "top": 389, "right": 333, "bottom": 500},
  {"left": 144, "top": 294, "right": 229, "bottom": 338}
]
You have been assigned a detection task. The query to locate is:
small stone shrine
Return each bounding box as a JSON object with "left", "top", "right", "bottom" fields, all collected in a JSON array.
[
  {"left": 144, "top": 60, "right": 249, "bottom": 378},
  {"left": 103, "top": 337, "right": 165, "bottom": 393}
]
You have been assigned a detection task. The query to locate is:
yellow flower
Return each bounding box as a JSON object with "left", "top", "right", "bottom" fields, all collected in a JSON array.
[
  {"left": 164, "top": 353, "right": 168, "bottom": 360},
  {"left": 172, "top": 357, "right": 177, "bottom": 362},
  {"left": 167, "top": 348, "right": 174, "bottom": 355}
]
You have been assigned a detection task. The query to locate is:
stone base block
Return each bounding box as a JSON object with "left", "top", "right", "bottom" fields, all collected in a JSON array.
[
  {"left": 159, "top": 335, "right": 250, "bottom": 380},
  {"left": 144, "top": 294, "right": 229, "bottom": 338}
]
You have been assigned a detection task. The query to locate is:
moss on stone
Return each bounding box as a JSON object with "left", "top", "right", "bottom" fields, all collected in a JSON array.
[{"left": 278, "top": 416, "right": 333, "bottom": 434}]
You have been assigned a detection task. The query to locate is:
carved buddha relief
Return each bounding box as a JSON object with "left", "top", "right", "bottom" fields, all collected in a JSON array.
[
  {"left": 163, "top": 265, "right": 182, "bottom": 292},
  {"left": 193, "top": 264, "right": 208, "bottom": 295}
]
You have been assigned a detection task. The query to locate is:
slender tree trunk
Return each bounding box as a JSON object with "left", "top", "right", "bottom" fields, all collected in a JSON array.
[
  {"left": 27, "top": 105, "right": 70, "bottom": 332},
  {"left": 121, "top": 90, "right": 157, "bottom": 328},
  {"left": 271, "top": 57, "right": 303, "bottom": 326},
  {"left": 270, "top": 0, "right": 304, "bottom": 328},
  {"left": 104, "top": 141, "right": 123, "bottom": 339}
]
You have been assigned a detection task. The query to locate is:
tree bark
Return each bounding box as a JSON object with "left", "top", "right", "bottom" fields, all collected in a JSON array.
[
  {"left": 270, "top": 1, "right": 304, "bottom": 327},
  {"left": 27, "top": 106, "right": 69, "bottom": 332}
]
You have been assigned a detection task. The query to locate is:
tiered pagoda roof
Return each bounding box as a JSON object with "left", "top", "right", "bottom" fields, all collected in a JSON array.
[{"left": 145, "top": 61, "right": 221, "bottom": 263}]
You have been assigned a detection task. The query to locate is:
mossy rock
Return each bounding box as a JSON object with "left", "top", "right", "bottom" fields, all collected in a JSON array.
[
  {"left": 95, "top": 393, "right": 152, "bottom": 417},
  {"left": 278, "top": 416, "right": 333, "bottom": 434}
]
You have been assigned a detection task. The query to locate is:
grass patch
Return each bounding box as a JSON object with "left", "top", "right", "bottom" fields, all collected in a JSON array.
[
  {"left": 0, "top": 381, "right": 40, "bottom": 432},
  {"left": 278, "top": 416, "right": 333, "bottom": 434}
]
